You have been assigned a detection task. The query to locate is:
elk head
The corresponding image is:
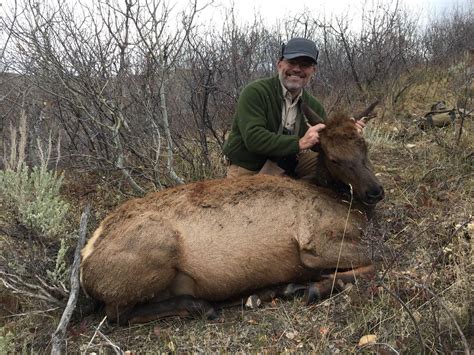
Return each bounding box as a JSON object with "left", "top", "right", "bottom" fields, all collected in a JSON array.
[{"left": 302, "top": 100, "right": 384, "bottom": 206}]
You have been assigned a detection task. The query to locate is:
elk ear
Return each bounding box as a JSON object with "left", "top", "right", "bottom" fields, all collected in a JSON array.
[
  {"left": 301, "top": 102, "right": 324, "bottom": 126},
  {"left": 354, "top": 99, "right": 380, "bottom": 122}
]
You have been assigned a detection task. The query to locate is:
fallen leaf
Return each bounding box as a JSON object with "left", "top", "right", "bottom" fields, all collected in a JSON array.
[
  {"left": 358, "top": 334, "right": 377, "bottom": 346},
  {"left": 467, "top": 222, "right": 474, "bottom": 237},
  {"left": 319, "top": 327, "right": 329, "bottom": 335},
  {"left": 285, "top": 330, "right": 298, "bottom": 340}
]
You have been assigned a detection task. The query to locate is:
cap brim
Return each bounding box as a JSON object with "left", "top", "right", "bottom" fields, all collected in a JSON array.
[{"left": 283, "top": 53, "right": 317, "bottom": 63}]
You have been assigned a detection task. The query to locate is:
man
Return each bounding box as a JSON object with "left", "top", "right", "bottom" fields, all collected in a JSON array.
[{"left": 224, "top": 37, "right": 362, "bottom": 179}]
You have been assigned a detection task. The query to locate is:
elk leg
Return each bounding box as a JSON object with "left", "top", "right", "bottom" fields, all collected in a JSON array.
[
  {"left": 305, "top": 264, "right": 375, "bottom": 304},
  {"left": 215, "top": 283, "right": 309, "bottom": 310},
  {"left": 281, "top": 283, "right": 309, "bottom": 298},
  {"left": 251, "top": 283, "right": 309, "bottom": 302},
  {"left": 117, "top": 295, "right": 218, "bottom": 325}
]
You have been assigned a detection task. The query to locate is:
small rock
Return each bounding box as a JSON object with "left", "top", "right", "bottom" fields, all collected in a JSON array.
[{"left": 285, "top": 330, "right": 298, "bottom": 340}]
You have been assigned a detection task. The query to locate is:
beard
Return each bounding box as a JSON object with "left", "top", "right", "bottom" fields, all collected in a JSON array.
[{"left": 278, "top": 70, "right": 309, "bottom": 92}]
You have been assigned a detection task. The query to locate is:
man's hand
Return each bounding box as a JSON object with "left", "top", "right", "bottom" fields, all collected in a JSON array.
[
  {"left": 299, "top": 123, "right": 326, "bottom": 150},
  {"left": 351, "top": 117, "right": 366, "bottom": 134}
]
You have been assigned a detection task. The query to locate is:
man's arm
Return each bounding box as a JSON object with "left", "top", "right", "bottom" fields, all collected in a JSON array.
[{"left": 236, "top": 85, "right": 300, "bottom": 157}]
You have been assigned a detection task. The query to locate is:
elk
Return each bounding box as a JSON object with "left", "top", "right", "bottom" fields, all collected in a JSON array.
[{"left": 80, "top": 110, "right": 384, "bottom": 324}]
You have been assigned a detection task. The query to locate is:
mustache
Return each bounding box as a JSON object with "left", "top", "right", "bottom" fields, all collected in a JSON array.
[{"left": 286, "top": 72, "right": 305, "bottom": 78}]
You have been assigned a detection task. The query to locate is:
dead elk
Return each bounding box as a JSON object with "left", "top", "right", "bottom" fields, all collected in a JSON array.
[{"left": 80, "top": 113, "right": 384, "bottom": 324}]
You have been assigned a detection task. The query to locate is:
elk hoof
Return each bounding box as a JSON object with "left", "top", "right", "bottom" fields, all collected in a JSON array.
[
  {"left": 283, "top": 283, "right": 308, "bottom": 298},
  {"left": 205, "top": 307, "right": 219, "bottom": 320},
  {"left": 116, "top": 312, "right": 132, "bottom": 326},
  {"left": 245, "top": 295, "right": 262, "bottom": 309},
  {"left": 304, "top": 285, "right": 322, "bottom": 304}
]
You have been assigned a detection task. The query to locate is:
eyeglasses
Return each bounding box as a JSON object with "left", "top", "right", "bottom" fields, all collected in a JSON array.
[{"left": 284, "top": 59, "right": 316, "bottom": 69}]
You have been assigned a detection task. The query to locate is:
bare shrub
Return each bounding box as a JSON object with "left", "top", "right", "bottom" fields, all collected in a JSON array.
[{"left": 423, "top": 5, "right": 474, "bottom": 66}]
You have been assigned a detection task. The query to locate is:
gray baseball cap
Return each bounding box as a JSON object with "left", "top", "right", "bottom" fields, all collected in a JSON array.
[{"left": 281, "top": 38, "right": 319, "bottom": 64}]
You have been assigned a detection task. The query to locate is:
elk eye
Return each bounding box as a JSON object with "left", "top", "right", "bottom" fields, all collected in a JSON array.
[{"left": 330, "top": 158, "right": 341, "bottom": 165}]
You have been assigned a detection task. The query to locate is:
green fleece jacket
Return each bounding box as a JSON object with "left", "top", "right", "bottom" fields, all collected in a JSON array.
[{"left": 223, "top": 75, "right": 326, "bottom": 171}]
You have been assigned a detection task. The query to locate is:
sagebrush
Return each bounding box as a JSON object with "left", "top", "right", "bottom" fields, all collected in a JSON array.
[{"left": 0, "top": 165, "right": 69, "bottom": 237}]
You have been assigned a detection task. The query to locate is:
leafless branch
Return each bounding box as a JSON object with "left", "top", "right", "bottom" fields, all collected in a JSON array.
[
  {"left": 377, "top": 283, "right": 426, "bottom": 353},
  {"left": 402, "top": 276, "right": 470, "bottom": 355},
  {"left": 51, "top": 203, "right": 91, "bottom": 355},
  {"left": 0, "top": 271, "right": 63, "bottom": 306}
]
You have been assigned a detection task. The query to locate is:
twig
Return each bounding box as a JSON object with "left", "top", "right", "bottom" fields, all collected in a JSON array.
[
  {"left": 378, "top": 283, "right": 426, "bottom": 353},
  {"left": 431, "top": 303, "right": 451, "bottom": 354},
  {"left": 98, "top": 331, "right": 123, "bottom": 354},
  {"left": 425, "top": 219, "right": 471, "bottom": 282},
  {"left": 330, "top": 183, "right": 354, "bottom": 297},
  {"left": 36, "top": 274, "right": 68, "bottom": 297},
  {"left": 379, "top": 224, "right": 434, "bottom": 282},
  {"left": 420, "top": 166, "right": 447, "bottom": 181},
  {"left": 1, "top": 307, "right": 59, "bottom": 319},
  {"left": 51, "top": 204, "right": 91, "bottom": 355},
  {"left": 83, "top": 315, "right": 108, "bottom": 354},
  {"left": 456, "top": 109, "right": 467, "bottom": 145},
  {"left": 401, "top": 276, "right": 470, "bottom": 355},
  {"left": 0, "top": 273, "right": 63, "bottom": 306}
]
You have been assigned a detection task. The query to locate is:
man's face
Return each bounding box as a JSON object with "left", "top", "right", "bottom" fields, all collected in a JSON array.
[{"left": 277, "top": 57, "right": 316, "bottom": 94}]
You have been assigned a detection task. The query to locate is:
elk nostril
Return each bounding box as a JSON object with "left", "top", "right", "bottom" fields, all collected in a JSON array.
[{"left": 367, "top": 186, "right": 384, "bottom": 201}]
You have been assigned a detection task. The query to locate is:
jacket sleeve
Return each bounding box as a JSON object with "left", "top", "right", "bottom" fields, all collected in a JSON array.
[{"left": 236, "top": 85, "right": 300, "bottom": 158}]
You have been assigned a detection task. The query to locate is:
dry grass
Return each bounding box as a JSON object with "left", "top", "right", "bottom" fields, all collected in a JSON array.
[{"left": 0, "top": 69, "right": 472, "bottom": 353}]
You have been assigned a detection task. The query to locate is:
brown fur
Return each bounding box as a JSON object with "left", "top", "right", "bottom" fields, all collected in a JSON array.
[
  {"left": 80, "top": 113, "right": 383, "bottom": 322},
  {"left": 318, "top": 113, "right": 382, "bottom": 204}
]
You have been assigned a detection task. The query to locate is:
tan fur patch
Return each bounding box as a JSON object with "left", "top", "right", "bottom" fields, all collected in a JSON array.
[{"left": 80, "top": 225, "right": 103, "bottom": 262}]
